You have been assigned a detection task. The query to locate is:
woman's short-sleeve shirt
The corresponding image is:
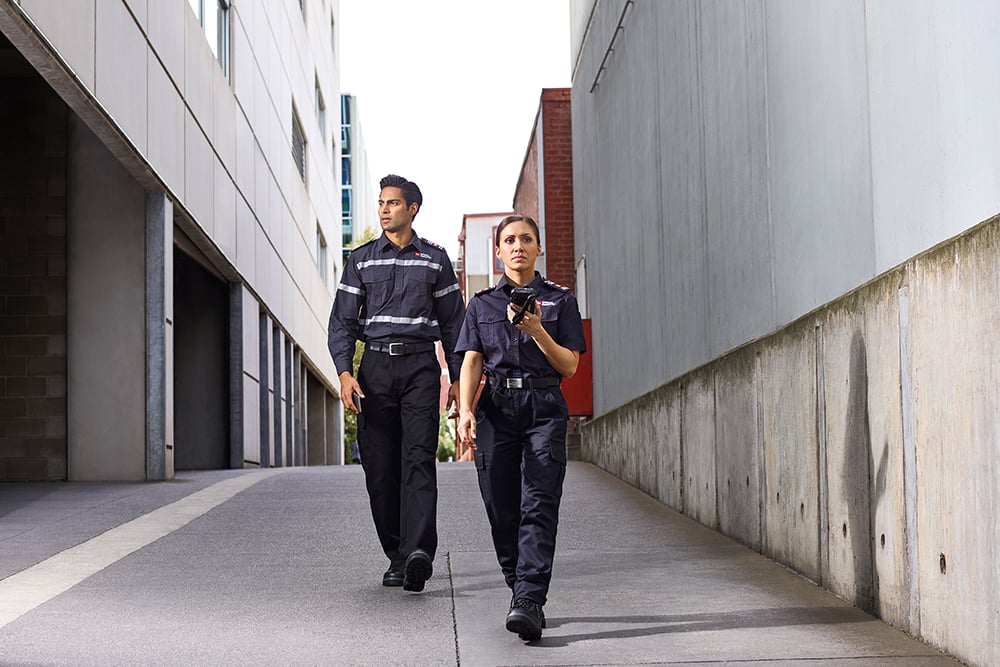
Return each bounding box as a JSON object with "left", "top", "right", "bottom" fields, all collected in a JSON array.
[{"left": 455, "top": 273, "right": 586, "bottom": 379}]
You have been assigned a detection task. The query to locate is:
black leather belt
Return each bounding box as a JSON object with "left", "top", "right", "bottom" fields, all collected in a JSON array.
[
  {"left": 366, "top": 341, "right": 436, "bottom": 356},
  {"left": 491, "top": 376, "right": 561, "bottom": 389}
]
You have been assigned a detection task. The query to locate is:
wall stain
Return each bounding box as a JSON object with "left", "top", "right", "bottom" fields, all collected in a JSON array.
[{"left": 843, "top": 330, "right": 883, "bottom": 614}]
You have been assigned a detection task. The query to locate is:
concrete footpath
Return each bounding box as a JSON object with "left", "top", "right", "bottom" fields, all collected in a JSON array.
[{"left": 0, "top": 462, "right": 961, "bottom": 666}]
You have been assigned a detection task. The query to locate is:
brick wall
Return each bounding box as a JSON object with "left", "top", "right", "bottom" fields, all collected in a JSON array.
[
  {"left": 513, "top": 136, "right": 539, "bottom": 222},
  {"left": 0, "top": 78, "right": 68, "bottom": 481},
  {"left": 539, "top": 89, "right": 575, "bottom": 290},
  {"left": 513, "top": 89, "right": 575, "bottom": 290}
]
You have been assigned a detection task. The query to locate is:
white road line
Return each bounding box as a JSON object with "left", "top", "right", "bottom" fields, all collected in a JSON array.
[{"left": 0, "top": 469, "right": 281, "bottom": 629}]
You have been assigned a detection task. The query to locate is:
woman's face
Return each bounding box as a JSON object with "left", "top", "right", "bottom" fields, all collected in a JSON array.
[{"left": 496, "top": 220, "right": 541, "bottom": 272}]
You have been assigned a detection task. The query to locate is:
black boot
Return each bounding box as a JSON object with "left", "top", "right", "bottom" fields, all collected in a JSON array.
[{"left": 506, "top": 598, "right": 544, "bottom": 640}]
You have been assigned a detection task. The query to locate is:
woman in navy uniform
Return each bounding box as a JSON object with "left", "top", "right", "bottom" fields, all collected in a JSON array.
[{"left": 456, "top": 215, "right": 586, "bottom": 641}]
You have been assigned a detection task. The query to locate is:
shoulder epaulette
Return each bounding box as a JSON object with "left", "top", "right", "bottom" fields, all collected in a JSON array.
[
  {"left": 542, "top": 277, "right": 571, "bottom": 291},
  {"left": 419, "top": 237, "right": 445, "bottom": 251},
  {"left": 473, "top": 284, "right": 496, "bottom": 298}
]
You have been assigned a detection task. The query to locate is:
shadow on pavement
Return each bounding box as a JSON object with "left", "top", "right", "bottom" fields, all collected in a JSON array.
[{"left": 530, "top": 605, "right": 876, "bottom": 647}]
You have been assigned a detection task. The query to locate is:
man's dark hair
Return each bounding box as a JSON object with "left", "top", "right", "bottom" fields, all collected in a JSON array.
[{"left": 379, "top": 174, "right": 423, "bottom": 210}]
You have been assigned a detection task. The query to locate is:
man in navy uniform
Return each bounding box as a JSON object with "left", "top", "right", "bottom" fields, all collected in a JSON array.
[{"left": 328, "top": 174, "right": 465, "bottom": 592}]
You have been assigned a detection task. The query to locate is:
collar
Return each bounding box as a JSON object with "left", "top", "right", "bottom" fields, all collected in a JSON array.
[
  {"left": 376, "top": 230, "right": 425, "bottom": 253},
  {"left": 496, "top": 272, "right": 543, "bottom": 295}
]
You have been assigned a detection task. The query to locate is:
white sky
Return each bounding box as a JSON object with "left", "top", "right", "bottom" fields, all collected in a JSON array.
[{"left": 339, "top": 0, "right": 572, "bottom": 256}]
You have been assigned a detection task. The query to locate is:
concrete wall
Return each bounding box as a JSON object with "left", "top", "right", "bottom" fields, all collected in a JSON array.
[
  {"left": 581, "top": 212, "right": 1000, "bottom": 667},
  {"left": 66, "top": 115, "right": 146, "bottom": 481},
  {"left": 570, "top": 0, "right": 1000, "bottom": 416}
]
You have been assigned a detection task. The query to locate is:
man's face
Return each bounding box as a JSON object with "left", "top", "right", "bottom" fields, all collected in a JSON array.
[{"left": 378, "top": 186, "right": 418, "bottom": 235}]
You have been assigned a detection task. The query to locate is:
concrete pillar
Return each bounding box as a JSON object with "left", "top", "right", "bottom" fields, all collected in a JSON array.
[
  {"left": 284, "top": 337, "right": 292, "bottom": 466},
  {"left": 293, "top": 347, "right": 303, "bottom": 465},
  {"left": 258, "top": 311, "right": 271, "bottom": 467},
  {"left": 67, "top": 115, "right": 145, "bottom": 481},
  {"left": 145, "top": 192, "right": 173, "bottom": 480},
  {"left": 228, "top": 285, "right": 244, "bottom": 469},
  {"left": 272, "top": 325, "right": 284, "bottom": 467},
  {"left": 227, "top": 284, "right": 261, "bottom": 468}
]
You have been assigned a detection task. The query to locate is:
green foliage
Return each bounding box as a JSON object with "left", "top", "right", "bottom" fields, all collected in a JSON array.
[
  {"left": 342, "top": 341, "right": 364, "bottom": 464},
  {"left": 340, "top": 224, "right": 378, "bottom": 463},
  {"left": 356, "top": 224, "right": 378, "bottom": 244},
  {"left": 437, "top": 410, "right": 456, "bottom": 462}
]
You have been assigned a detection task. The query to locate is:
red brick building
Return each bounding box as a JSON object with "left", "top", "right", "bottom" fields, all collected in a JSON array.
[{"left": 513, "top": 88, "right": 576, "bottom": 290}]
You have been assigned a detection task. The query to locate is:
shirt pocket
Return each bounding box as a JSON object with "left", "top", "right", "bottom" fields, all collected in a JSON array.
[
  {"left": 404, "top": 264, "right": 437, "bottom": 305},
  {"left": 540, "top": 302, "right": 560, "bottom": 341},
  {"left": 360, "top": 265, "right": 394, "bottom": 310},
  {"left": 479, "top": 311, "right": 509, "bottom": 348}
]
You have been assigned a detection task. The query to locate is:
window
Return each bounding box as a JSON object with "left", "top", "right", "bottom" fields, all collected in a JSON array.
[
  {"left": 340, "top": 94, "right": 351, "bottom": 125},
  {"left": 292, "top": 109, "right": 306, "bottom": 183},
  {"left": 188, "top": 0, "right": 230, "bottom": 78},
  {"left": 341, "top": 187, "right": 352, "bottom": 218},
  {"left": 316, "top": 224, "right": 328, "bottom": 285},
  {"left": 341, "top": 157, "right": 350, "bottom": 186},
  {"left": 340, "top": 125, "right": 351, "bottom": 155},
  {"left": 315, "top": 77, "right": 326, "bottom": 141},
  {"left": 342, "top": 193, "right": 353, "bottom": 263}
]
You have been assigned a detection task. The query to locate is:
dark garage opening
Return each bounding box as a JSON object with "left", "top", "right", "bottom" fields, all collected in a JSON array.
[{"left": 173, "top": 247, "right": 229, "bottom": 469}]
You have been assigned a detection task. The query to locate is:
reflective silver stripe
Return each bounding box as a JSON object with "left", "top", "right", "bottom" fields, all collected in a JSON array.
[
  {"left": 362, "top": 316, "right": 440, "bottom": 327},
  {"left": 356, "top": 258, "right": 442, "bottom": 271},
  {"left": 356, "top": 259, "right": 396, "bottom": 269},
  {"left": 433, "top": 283, "right": 460, "bottom": 298},
  {"left": 338, "top": 283, "right": 363, "bottom": 295}
]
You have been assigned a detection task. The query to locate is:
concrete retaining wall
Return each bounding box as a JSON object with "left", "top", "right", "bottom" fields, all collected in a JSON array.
[{"left": 582, "top": 212, "right": 1000, "bottom": 667}]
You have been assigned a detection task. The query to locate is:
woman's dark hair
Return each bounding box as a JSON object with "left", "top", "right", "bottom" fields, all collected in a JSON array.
[
  {"left": 379, "top": 174, "right": 423, "bottom": 210},
  {"left": 494, "top": 215, "right": 540, "bottom": 247}
]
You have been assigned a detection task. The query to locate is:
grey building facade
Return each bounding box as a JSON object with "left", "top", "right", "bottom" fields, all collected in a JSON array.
[
  {"left": 570, "top": 2, "right": 1000, "bottom": 665},
  {"left": 0, "top": 0, "right": 345, "bottom": 481},
  {"left": 570, "top": 0, "right": 1000, "bottom": 416}
]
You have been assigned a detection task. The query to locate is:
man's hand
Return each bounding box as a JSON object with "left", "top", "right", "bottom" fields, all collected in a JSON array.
[
  {"left": 446, "top": 382, "right": 460, "bottom": 418},
  {"left": 339, "top": 372, "right": 364, "bottom": 414}
]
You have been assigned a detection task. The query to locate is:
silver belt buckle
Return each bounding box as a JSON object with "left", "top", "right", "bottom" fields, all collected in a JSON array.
[
  {"left": 388, "top": 342, "right": 405, "bottom": 356},
  {"left": 505, "top": 377, "right": 523, "bottom": 389}
]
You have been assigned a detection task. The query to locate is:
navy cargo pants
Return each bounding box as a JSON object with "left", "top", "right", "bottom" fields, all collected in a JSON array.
[{"left": 474, "top": 383, "right": 568, "bottom": 606}]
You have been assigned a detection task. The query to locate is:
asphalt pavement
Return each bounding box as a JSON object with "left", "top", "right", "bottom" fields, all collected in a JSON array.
[{"left": 0, "top": 462, "right": 962, "bottom": 666}]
